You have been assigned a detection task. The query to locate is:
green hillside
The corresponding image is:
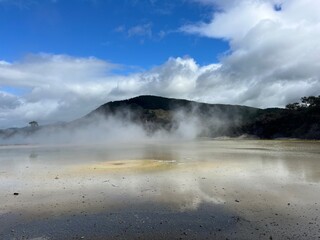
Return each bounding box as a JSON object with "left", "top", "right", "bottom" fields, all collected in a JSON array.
[{"left": 1, "top": 95, "right": 320, "bottom": 140}]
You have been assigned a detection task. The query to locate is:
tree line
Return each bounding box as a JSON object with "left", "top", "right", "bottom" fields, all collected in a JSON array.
[{"left": 286, "top": 95, "right": 320, "bottom": 110}]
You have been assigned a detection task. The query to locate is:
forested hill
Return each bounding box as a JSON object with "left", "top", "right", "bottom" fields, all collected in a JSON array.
[
  {"left": 81, "top": 95, "right": 320, "bottom": 139},
  {"left": 243, "top": 96, "right": 320, "bottom": 139},
  {"left": 1, "top": 95, "right": 320, "bottom": 140},
  {"left": 86, "top": 95, "right": 260, "bottom": 121},
  {"left": 79, "top": 95, "right": 261, "bottom": 137}
]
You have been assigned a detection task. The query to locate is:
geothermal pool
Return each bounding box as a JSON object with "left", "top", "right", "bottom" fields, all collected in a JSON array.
[{"left": 0, "top": 140, "right": 320, "bottom": 239}]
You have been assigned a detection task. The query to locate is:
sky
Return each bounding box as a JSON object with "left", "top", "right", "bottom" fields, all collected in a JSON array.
[{"left": 0, "top": 0, "right": 320, "bottom": 128}]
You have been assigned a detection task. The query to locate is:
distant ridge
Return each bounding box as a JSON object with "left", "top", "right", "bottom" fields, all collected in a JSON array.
[
  {"left": 96, "top": 95, "right": 257, "bottom": 110},
  {"left": 85, "top": 95, "right": 259, "bottom": 117}
]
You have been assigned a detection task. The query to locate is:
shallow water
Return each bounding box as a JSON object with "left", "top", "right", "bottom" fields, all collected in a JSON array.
[{"left": 0, "top": 140, "right": 320, "bottom": 239}]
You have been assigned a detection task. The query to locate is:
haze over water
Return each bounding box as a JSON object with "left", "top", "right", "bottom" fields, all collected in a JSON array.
[{"left": 0, "top": 140, "right": 319, "bottom": 239}]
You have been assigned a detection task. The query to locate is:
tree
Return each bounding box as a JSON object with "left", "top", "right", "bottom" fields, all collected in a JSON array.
[
  {"left": 286, "top": 95, "right": 320, "bottom": 110},
  {"left": 29, "top": 121, "right": 39, "bottom": 128},
  {"left": 285, "top": 102, "right": 301, "bottom": 110},
  {"left": 301, "top": 96, "right": 320, "bottom": 107}
]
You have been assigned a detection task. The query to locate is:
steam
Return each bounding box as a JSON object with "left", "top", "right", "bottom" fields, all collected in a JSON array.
[
  {"left": 0, "top": 101, "right": 245, "bottom": 145},
  {"left": 0, "top": 111, "right": 201, "bottom": 146}
]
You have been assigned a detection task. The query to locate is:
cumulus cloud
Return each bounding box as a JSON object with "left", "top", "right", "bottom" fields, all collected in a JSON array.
[
  {"left": 0, "top": 54, "right": 121, "bottom": 128},
  {"left": 181, "top": 0, "right": 320, "bottom": 106},
  {"left": 0, "top": 55, "right": 217, "bottom": 128}
]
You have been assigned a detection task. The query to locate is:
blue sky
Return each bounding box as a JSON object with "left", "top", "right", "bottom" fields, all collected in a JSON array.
[
  {"left": 0, "top": 0, "right": 228, "bottom": 69},
  {"left": 0, "top": 0, "right": 319, "bottom": 128}
]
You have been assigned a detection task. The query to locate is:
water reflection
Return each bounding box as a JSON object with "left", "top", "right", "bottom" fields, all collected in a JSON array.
[{"left": 0, "top": 140, "right": 320, "bottom": 239}]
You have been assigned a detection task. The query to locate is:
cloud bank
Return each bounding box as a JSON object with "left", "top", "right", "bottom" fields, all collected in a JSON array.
[
  {"left": 182, "top": 0, "right": 320, "bottom": 106},
  {"left": 1, "top": 0, "right": 320, "bottom": 128}
]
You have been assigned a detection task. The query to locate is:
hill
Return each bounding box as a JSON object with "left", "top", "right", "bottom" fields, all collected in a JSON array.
[
  {"left": 78, "top": 95, "right": 320, "bottom": 139},
  {"left": 74, "top": 95, "right": 261, "bottom": 137},
  {"left": 1, "top": 95, "right": 320, "bottom": 140}
]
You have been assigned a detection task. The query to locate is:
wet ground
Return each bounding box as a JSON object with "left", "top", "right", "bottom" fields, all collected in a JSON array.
[{"left": 0, "top": 140, "right": 320, "bottom": 239}]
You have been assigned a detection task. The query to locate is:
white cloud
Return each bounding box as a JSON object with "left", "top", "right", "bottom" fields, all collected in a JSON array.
[
  {"left": 181, "top": 0, "right": 320, "bottom": 105},
  {"left": 115, "top": 23, "right": 153, "bottom": 40},
  {"left": 127, "top": 23, "right": 153, "bottom": 38},
  {"left": 185, "top": 0, "right": 280, "bottom": 41},
  {"left": 0, "top": 55, "right": 217, "bottom": 128},
  {"left": 0, "top": 54, "right": 121, "bottom": 128},
  {"left": 0, "top": 91, "right": 21, "bottom": 110}
]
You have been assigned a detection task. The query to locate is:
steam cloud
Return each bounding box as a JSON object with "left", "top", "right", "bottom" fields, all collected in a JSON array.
[
  {"left": 0, "top": 110, "right": 208, "bottom": 145},
  {"left": 0, "top": 101, "right": 244, "bottom": 145}
]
